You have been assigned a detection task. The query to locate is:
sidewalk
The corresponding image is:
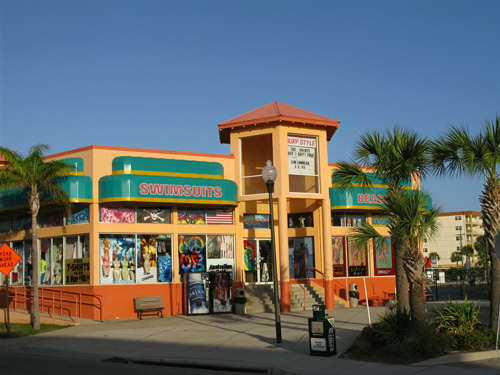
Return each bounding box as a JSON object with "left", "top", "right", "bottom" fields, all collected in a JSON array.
[{"left": 1, "top": 305, "right": 500, "bottom": 375}]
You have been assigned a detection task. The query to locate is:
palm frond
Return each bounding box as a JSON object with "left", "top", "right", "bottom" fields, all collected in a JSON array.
[{"left": 332, "top": 161, "right": 373, "bottom": 194}]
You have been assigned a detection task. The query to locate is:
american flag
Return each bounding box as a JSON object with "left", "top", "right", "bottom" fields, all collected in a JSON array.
[{"left": 206, "top": 209, "right": 233, "bottom": 225}]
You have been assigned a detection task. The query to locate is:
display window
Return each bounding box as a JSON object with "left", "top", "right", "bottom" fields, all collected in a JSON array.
[
  {"left": 288, "top": 237, "right": 315, "bottom": 279},
  {"left": 64, "top": 235, "right": 90, "bottom": 285},
  {"left": 347, "top": 237, "right": 368, "bottom": 277},
  {"left": 373, "top": 237, "right": 396, "bottom": 276},
  {"left": 0, "top": 216, "right": 10, "bottom": 233},
  {"left": 207, "top": 235, "right": 235, "bottom": 280},
  {"left": 288, "top": 212, "right": 313, "bottom": 228},
  {"left": 137, "top": 207, "right": 171, "bottom": 224},
  {"left": 332, "top": 212, "right": 366, "bottom": 227},
  {"left": 10, "top": 241, "right": 24, "bottom": 285},
  {"left": 66, "top": 205, "right": 90, "bottom": 225},
  {"left": 12, "top": 215, "right": 31, "bottom": 231},
  {"left": 100, "top": 205, "right": 135, "bottom": 223},
  {"left": 332, "top": 236, "right": 346, "bottom": 277},
  {"left": 99, "top": 234, "right": 136, "bottom": 284},
  {"left": 178, "top": 234, "right": 207, "bottom": 276},
  {"left": 39, "top": 210, "right": 64, "bottom": 228},
  {"left": 99, "top": 233, "right": 172, "bottom": 285},
  {"left": 40, "top": 238, "right": 51, "bottom": 285},
  {"left": 178, "top": 208, "right": 206, "bottom": 224},
  {"left": 243, "top": 214, "right": 269, "bottom": 229}
]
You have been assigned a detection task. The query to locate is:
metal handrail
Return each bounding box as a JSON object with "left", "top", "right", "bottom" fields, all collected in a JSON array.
[
  {"left": 2, "top": 286, "right": 104, "bottom": 322},
  {"left": 289, "top": 275, "right": 306, "bottom": 311},
  {"left": 307, "top": 266, "right": 324, "bottom": 281}
]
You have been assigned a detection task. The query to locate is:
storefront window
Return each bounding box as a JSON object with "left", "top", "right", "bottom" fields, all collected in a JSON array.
[
  {"left": 241, "top": 134, "right": 273, "bottom": 195},
  {"left": 100, "top": 205, "right": 135, "bottom": 223},
  {"left": 207, "top": 235, "right": 235, "bottom": 280},
  {"left": 11, "top": 241, "right": 23, "bottom": 285},
  {"left": 332, "top": 236, "right": 346, "bottom": 277},
  {"left": 178, "top": 208, "right": 205, "bottom": 224},
  {"left": 66, "top": 205, "right": 90, "bottom": 225},
  {"left": 347, "top": 237, "right": 368, "bottom": 277},
  {"left": 288, "top": 135, "right": 319, "bottom": 194},
  {"left": 51, "top": 237, "right": 63, "bottom": 285},
  {"left": 39, "top": 210, "right": 64, "bottom": 228},
  {"left": 137, "top": 207, "right": 171, "bottom": 224},
  {"left": 374, "top": 237, "right": 395, "bottom": 276},
  {"left": 288, "top": 212, "right": 313, "bottom": 228},
  {"left": 40, "top": 238, "right": 51, "bottom": 285},
  {"left": 156, "top": 235, "right": 172, "bottom": 282},
  {"left": 65, "top": 235, "right": 90, "bottom": 285},
  {"left": 99, "top": 234, "right": 136, "bottom": 284},
  {"left": 0, "top": 216, "right": 11, "bottom": 233},
  {"left": 12, "top": 215, "right": 31, "bottom": 231},
  {"left": 179, "top": 234, "right": 207, "bottom": 278},
  {"left": 243, "top": 214, "right": 269, "bottom": 229},
  {"left": 332, "top": 213, "right": 366, "bottom": 227},
  {"left": 288, "top": 237, "right": 314, "bottom": 279}
]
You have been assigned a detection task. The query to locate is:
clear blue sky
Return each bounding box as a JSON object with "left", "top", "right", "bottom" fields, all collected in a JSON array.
[{"left": 1, "top": 0, "right": 498, "bottom": 213}]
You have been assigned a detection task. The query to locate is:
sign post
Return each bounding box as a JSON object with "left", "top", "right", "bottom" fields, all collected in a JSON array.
[{"left": 0, "top": 243, "right": 22, "bottom": 335}]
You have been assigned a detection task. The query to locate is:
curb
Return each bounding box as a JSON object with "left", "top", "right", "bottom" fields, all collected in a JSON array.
[{"left": 412, "top": 350, "right": 500, "bottom": 366}]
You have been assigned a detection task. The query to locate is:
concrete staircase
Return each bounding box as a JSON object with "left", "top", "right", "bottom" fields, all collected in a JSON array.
[{"left": 242, "top": 282, "right": 347, "bottom": 314}]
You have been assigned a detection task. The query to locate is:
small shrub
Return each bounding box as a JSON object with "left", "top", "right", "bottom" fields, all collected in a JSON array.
[
  {"left": 343, "top": 309, "right": 446, "bottom": 364},
  {"left": 434, "top": 298, "right": 480, "bottom": 334},
  {"left": 444, "top": 326, "right": 495, "bottom": 352}
]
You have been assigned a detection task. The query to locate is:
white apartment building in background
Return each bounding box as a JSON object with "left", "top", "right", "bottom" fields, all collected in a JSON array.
[{"left": 425, "top": 211, "right": 484, "bottom": 268}]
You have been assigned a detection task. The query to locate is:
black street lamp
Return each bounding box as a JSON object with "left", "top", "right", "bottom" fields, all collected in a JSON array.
[{"left": 262, "top": 160, "right": 282, "bottom": 344}]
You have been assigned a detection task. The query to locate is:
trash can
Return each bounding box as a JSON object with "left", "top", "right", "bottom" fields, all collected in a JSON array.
[
  {"left": 234, "top": 288, "right": 246, "bottom": 315},
  {"left": 308, "top": 304, "right": 336, "bottom": 356},
  {"left": 349, "top": 284, "right": 359, "bottom": 308}
]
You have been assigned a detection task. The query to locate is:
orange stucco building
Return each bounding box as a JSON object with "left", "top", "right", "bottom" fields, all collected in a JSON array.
[{"left": 0, "top": 102, "right": 405, "bottom": 321}]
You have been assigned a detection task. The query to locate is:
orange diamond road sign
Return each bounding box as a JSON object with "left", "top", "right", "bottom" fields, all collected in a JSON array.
[{"left": 0, "top": 243, "right": 22, "bottom": 276}]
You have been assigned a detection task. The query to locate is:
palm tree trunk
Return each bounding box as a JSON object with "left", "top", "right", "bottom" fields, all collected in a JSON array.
[
  {"left": 395, "top": 241, "right": 410, "bottom": 312},
  {"left": 31, "top": 210, "right": 40, "bottom": 330},
  {"left": 490, "top": 254, "right": 500, "bottom": 328},
  {"left": 409, "top": 281, "right": 426, "bottom": 324},
  {"left": 29, "top": 191, "right": 41, "bottom": 331},
  {"left": 480, "top": 178, "right": 500, "bottom": 327}
]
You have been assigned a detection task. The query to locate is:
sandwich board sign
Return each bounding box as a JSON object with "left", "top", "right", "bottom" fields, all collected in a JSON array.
[{"left": 0, "top": 243, "right": 22, "bottom": 276}]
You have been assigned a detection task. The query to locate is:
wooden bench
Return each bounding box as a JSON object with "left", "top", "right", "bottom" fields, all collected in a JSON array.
[{"left": 134, "top": 296, "right": 165, "bottom": 319}]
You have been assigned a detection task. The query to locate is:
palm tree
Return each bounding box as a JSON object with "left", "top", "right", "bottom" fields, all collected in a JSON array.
[
  {"left": 352, "top": 190, "right": 440, "bottom": 324},
  {"left": 460, "top": 245, "right": 475, "bottom": 267},
  {"left": 0, "top": 145, "right": 70, "bottom": 330},
  {"left": 450, "top": 251, "right": 463, "bottom": 267},
  {"left": 333, "top": 126, "right": 431, "bottom": 313},
  {"left": 431, "top": 116, "right": 500, "bottom": 327},
  {"left": 428, "top": 252, "right": 440, "bottom": 261}
]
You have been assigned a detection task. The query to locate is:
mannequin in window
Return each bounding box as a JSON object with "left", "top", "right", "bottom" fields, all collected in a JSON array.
[
  {"left": 102, "top": 247, "right": 111, "bottom": 277},
  {"left": 143, "top": 252, "right": 151, "bottom": 275},
  {"left": 112, "top": 259, "right": 121, "bottom": 281},
  {"left": 298, "top": 216, "right": 306, "bottom": 228},
  {"left": 121, "top": 259, "right": 130, "bottom": 281},
  {"left": 129, "top": 255, "right": 136, "bottom": 281}
]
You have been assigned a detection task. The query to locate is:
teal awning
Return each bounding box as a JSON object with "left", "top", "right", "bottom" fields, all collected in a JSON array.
[
  {"left": 99, "top": 175, "right": 238, "bottom": 206},
  {"left": 112, "top": 156, "right": 224, "bottom": 179},
  {"left": 0, "top": 175, "right": 92, "bottom": 210}
]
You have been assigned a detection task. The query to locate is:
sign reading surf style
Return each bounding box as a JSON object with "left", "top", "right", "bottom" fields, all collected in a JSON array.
[{"left": 288, "top": 135, "right": 317, "bottom": 176}]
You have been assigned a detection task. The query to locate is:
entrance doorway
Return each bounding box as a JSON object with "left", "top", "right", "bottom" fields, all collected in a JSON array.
[{"left": 243, "top": 239, "right": 273, "bottom": 283}]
